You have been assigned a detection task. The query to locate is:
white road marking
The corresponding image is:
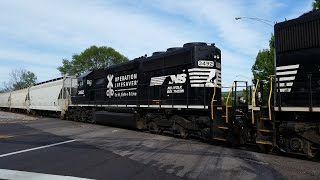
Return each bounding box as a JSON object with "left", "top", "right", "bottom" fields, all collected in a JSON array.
[
  {"left": 0, "top": 139, "right": 76, "bottom": 158},
  {"left": 0, "top": 169, "right": 93, "bottom": 180},
  {"left": 112, "top": 130, "right": 118, "bottom": 133}
]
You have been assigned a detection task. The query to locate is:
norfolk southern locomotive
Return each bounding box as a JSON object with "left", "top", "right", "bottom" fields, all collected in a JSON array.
[
  {"left": 69, "top": 42, "right": 222, "bottom": 139},
  {"left": 0, "top": 10, "right": 319, "bottom": 158}
]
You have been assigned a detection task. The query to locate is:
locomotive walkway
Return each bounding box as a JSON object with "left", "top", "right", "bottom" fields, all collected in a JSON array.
[{"left": 0, "top": 111, "right": 319, "bottom": 180}]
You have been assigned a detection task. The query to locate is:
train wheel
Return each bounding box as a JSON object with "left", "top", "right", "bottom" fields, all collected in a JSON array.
[
  {"left": 148, "top": 122, "right": 159, "bottom": 134},
  {"left": 174, "top": 124, "right": 188, "bottom": 139}
]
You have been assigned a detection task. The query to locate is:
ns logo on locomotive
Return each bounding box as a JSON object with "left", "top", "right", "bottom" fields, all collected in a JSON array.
[{"left": 0, "top": 10, "right": 319, "bottom": 159}]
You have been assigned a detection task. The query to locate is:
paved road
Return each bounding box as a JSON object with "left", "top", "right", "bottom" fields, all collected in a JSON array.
[{"left": 0, "top": 111, "right": 319, "bottom": 180}]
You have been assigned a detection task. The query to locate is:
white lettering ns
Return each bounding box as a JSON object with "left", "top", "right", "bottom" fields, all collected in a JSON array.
[{"left": 169, "top": 74, "right": 187, "bottom": 84}]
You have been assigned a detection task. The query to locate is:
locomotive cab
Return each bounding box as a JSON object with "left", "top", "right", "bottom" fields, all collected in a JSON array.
[{"left": 72, "top": 71, "right": 92, "bottom": 104}]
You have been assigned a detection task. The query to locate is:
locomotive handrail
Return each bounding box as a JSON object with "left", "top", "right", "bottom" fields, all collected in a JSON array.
[
  {"left": 210, "top": 85, "right": 216, "bottom": 120},
  {"left": 268, "top": 76, "right": 274, "bottom": 120},
  {"left": 251, "top": 79, "right": 259, "bottom": 124},
  {"left": 225, "top": 81, "right": 235, "bottom": 124}
]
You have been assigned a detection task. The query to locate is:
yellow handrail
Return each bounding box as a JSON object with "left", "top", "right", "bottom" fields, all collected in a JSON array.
[
  {"left": 268, "top": 76, "right": 273, "bottom": 120},
  {"left": 225, "top": 81, "right": 235, "bottom": 124},
  {"left": 251, "top": 79, "right": 260, "bottom": 124},
  {"left": 210, "top": 85, "right": 216, "bottom": 120}
]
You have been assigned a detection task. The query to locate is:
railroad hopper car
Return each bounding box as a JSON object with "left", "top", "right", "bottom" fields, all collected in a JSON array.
[
  {"left": 70, "top": 42, "right": 223, "bottom": 138},
  {"left": 0, "top": 77, "right": 77, "bottom": 117},
  {"left": 273, "top": 10, "right": 320, "bottom": 157}
]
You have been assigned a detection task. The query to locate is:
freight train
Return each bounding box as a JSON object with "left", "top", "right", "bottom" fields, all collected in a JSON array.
[{"left": 0, "top": 10, "right": 319, "bottom": 158}]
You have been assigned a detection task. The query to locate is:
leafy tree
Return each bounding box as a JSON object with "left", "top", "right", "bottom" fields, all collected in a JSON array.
[
  {"left": 252, "top": 34, "right": 275, "bottom": 83},
  {"left": 313, "top": 0, "right": 320, "bottom": 10},
  {"left": 58, "top": 45, "right": 129, "bottom": 76},
  {"left": 251, "top": 34, "right": 275, "bottom": 103},
  {"left": 0, "top": 69, "right": 37, "bottom": 92}
]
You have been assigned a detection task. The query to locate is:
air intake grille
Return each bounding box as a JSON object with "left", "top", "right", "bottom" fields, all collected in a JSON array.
[{"left": 275, "top": 17, "right": 320, "bottom": 53}]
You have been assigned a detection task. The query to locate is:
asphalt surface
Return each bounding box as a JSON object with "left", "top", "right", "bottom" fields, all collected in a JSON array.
[{"left": 0, "top": 111, "right": 320, "bottom": 180}]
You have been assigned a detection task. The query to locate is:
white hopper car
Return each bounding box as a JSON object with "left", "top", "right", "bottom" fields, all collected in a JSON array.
[{"left": 0, "top": 76, "right": 77, "bottom": 117}]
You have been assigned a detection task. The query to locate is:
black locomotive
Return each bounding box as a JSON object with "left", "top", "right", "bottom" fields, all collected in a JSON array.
[
  {"left": 274, "top": 10, "right": 320, "bottom": 157},
  {"left": 70, "top": 42, "right": 222, "bottom": 138}
]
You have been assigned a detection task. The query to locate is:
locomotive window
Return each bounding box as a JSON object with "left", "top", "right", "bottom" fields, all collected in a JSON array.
[
  {"left": 79, "top": 81, "right": 84, "bottom": 87},
  {"left": 87, "top": 80, "right": 92, "bottom": 86}
]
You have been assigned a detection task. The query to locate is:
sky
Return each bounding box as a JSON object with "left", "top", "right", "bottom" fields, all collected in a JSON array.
[{"left": 0, "top": 0, "right": 314, "bottom": 88}]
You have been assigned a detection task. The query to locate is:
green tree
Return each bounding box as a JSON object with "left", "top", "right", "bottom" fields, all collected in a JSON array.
[
  {"left": 58, "top": 45, "right": 129, "bottom": 76},
  {"left": 251, "top": 34, "right": 275, "bottom": 103},
  {"left": 313, "top": 0, "right": 320, "bottom": 10},
  {"left": 0, "top": 69, "right": 37, "bottom": 92}
]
